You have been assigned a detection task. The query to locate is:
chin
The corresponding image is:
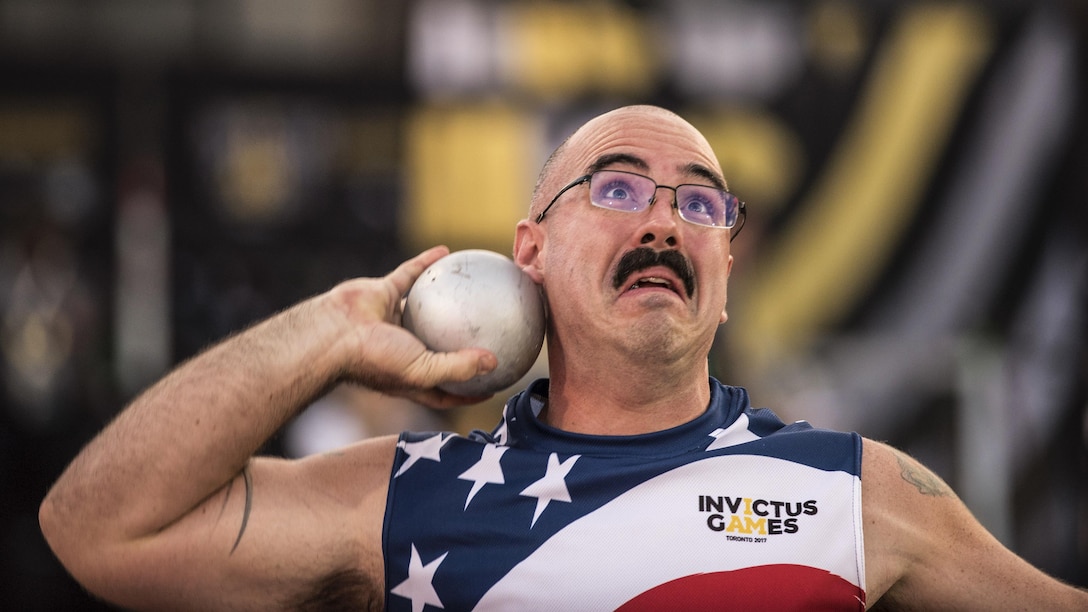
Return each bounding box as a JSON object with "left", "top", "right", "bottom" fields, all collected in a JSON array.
[{"left": 618, "top": 314, "right": 688, "bottom": 357}]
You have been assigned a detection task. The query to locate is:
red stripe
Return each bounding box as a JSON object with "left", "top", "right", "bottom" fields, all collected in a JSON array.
[{"left": 616, "top": 564, "right": 865, "bottom": 611}]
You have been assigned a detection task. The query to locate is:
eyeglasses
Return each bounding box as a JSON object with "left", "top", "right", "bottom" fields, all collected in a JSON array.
[{"left": 535, "top": 169, "right": 746, "bottom": 238}]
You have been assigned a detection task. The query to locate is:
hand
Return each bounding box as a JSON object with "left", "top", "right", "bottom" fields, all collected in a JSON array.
[{"left": 326, "top": 246, "right": 499, "bottom": 407}]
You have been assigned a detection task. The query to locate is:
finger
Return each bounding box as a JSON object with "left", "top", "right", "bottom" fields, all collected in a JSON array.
[
  {"left": 403, "top": 347, "right": 497, "bottom": 390},
  {"left": 378, "top": 347, "right": 497, "bottom": 408},
  {"left": 406, "top": 387, "right": 495, "bottom": 410},
  {"left": 394, "top": 296, "right": 407, "bottom": 326},
  {"left": 385, "top": 246, "right": 450, "bottom": 297}
]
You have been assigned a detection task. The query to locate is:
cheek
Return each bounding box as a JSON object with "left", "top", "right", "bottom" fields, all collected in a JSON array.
[
  {"left": 543, "top": 248, "right": 615, "bottom": 328},
  {"left": 551, "top": 231, "right": 614, "bottom": 284},
  {"left": 694, "top": 248, "right": 731, "bottom": 313},
  {"left": 706, "top": 278, "right": 728, "bottom": 311}
]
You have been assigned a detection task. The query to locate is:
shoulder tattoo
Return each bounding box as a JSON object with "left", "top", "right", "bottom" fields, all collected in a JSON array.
[{"left": 893, "top": 450, "right": 951, "bottom": 497}]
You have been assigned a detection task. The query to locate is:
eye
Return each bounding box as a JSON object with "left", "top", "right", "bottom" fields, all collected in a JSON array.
[
  {"left": 683, "top": 197, "right": 710, "bottom": 215},
  {"left": 592, "top": 175, "right": 647, "bottom": 212},
  {"left": 603, "top": 184, "right": 632, "bottom": 200},
  {"left": 679, "top": 190, "right": 719, "bottom": 222}
]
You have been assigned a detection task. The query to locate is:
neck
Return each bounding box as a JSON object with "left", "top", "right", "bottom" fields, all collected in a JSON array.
[{"left": 541, "top": 340, "right": 712, "bottom": 436}]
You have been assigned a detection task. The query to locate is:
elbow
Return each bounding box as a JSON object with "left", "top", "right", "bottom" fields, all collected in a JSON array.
[
  {"left": 39, "top": 486, "right": 148, "bottom": 609},
  {"left": 38, "top": 488, "right": 64, "bottom": 559},
  {"left": 39, "top": 487, "right": 103, "bottom": 593},
  {"left": 39, "top": 488, "right": 80, "bottom": 578}
]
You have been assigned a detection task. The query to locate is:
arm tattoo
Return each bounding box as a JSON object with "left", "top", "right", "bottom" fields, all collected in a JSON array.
[
  {"left": 230, "top": 464, "right": 253, "bottom": 554},
  {"left": 894, "top": 451, "right": 951, "bottom": 497},
  {"left": 217, "top": 475, "right": 235, "bottom": 524}
]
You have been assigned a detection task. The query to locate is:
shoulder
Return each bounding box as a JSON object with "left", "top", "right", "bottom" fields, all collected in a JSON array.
[
  {"left": 291, "top": 434, "right": 400, "bottom": 492},
  {"left": 260, "top": 435, "right": 400, "bottom": 611},
  {"left": 860, "top": 439, "right": 960, "bottom": 604},
  {"left": 859, "top": 439, "right": 1088, "bottom": 609},
  {"left": 861, "top": 439, "right": 952, "bottom": 501}
]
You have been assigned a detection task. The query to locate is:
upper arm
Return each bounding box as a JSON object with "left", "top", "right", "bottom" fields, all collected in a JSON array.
[
  {"left": 862, "top": 439, "right": 1087, "bottom": 610},
  {"left": 77, "top": 435, "right": 397, "bottom": 611}
]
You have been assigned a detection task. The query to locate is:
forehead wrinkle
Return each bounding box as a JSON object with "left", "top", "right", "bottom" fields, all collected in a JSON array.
[{"left": 585, "top": 153, "right": 727, "bottom": 192}]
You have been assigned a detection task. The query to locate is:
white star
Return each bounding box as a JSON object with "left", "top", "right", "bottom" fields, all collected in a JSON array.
[
  {"left": 390, "top": 544, "right": 448, "bottom": 612},
  {"left": 458, "top": 444, "right": 508, "bottom": 510},
  {"left": 706, "top": 414, "right": 759, "bottom": 451},
  {"left": 395, "top": 433, "right": 451, "bottom": 477},
  {"left": 493, "top": 402, "right": 515, "bottom": 445},
  {"left": 520, "top": 453, "right": 579, "bottom": 528},
  {"left": 492, "top": 418, "right": 509, "bottom": 446}
]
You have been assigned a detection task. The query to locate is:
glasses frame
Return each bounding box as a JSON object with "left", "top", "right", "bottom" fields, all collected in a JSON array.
[{"left": 534, "top": 169, "right": 746, "bottom": 241}]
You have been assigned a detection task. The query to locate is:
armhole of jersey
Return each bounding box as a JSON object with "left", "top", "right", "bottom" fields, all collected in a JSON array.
[
  {"left": 381, "top": 433, "right": 407, "bottom": 603},
  {"left": 854, "top": 434, "right": 867, "bottom": 603}
]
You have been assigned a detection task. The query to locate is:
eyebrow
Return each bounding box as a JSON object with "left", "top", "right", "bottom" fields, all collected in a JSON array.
[
  {"left": 586, "top": 152, "right": 649, "bottom": 174},
  {"left": 681, "top": 162, "right": 728, "bottom": 192},
  {"left": 585, "top": 153, "right": 728, "bottom": 191}
]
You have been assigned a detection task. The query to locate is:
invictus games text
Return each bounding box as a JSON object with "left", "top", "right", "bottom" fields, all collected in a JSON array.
[{"left": 698, "top": 495, "right": 818, "bottom": 536}]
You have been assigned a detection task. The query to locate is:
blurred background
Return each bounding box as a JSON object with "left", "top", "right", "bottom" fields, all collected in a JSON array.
[{"left": 1, "top": 0, "right": 1085, "bottom": 608}]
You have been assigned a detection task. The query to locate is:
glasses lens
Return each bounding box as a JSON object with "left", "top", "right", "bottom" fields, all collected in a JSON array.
[
  {"left": 589, "top": 171, "right": 655, "bottom": 213},
  {"left": 676, "top": 185, "right": 738, "bottom": 228}
]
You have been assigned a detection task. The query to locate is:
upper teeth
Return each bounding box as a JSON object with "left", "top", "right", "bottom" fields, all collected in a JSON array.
[{"left": 633, "top": 277, "right": 669, "bottom": 289}]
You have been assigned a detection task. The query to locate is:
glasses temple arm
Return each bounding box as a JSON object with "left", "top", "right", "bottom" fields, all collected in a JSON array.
[{"left": 730, "top": 202, "right": 747, "bottom": 242}]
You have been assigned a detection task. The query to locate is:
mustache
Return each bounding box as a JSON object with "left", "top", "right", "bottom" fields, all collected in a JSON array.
[{"left": 612, "top": 247, "right": 696, "bottom": 298}]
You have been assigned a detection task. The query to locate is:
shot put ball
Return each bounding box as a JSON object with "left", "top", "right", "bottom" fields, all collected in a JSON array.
[{"left": 402, "top": 249, "right": 545, "bottom": 396}]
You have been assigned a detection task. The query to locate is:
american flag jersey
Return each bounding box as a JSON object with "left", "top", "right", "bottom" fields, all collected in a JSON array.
[{"left": 384, "top": 378, "right": 865, "bottom": 611}]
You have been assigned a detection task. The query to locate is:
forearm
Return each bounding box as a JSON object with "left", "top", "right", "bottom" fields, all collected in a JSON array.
[
  {"left": 40, "top": 246, "right": 495, "bottom": 600},
  {"left": 41, "top": 291, "right": 349, "bottom": 555}
]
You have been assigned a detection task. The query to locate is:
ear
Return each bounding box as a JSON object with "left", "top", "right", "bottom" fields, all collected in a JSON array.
[
  {"left": 514, "top": 219, "right": 545, "bottom": 284},
  {"left": 719, "top": 254, "right": 734, "bottom": 324}
]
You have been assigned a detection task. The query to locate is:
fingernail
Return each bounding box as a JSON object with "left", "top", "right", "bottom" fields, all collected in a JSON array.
[{"left": 479, "top": 354, "right": 497, "bottom": 372}]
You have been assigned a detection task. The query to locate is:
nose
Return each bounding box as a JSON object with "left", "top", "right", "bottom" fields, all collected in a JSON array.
[{"left": 638, "top": 186, "right": 680, "bottom": 248}]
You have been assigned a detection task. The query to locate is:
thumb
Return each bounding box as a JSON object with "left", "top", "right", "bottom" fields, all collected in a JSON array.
[{"left": 405, "top": 347, "right": 497, "bottom": 389}]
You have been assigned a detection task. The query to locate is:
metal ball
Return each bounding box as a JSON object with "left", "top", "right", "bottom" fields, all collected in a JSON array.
[{"left": 401, "top": 249, "right": 545, "bottom": 396}]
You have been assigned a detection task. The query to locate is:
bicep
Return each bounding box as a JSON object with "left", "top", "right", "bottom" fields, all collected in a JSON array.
[
  {"left": 85, "top": 436, "right": 396, "bottom": 611},
  {"left": 863, "top": 440, "right": 1085, "bottom": 610}
]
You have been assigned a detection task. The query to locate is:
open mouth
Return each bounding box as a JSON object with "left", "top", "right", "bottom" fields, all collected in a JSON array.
[
  {"left": 626, "top": 271, "right": 683, "bottom": 300},
  {"left": 612, "top": 248, "right": 696, "bottom": 299},
  {"left": 627, "top": 275, "right": 679, "bottom": 295}
]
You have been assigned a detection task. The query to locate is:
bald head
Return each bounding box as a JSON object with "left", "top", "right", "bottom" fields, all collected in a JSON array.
[{"left": 528, "top": 106, "right": 722, "bottom": 220}]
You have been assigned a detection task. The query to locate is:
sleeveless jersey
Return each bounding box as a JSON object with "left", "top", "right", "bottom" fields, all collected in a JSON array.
[{"left": 383, "top": 379, "right": 866, "bottom": 611}]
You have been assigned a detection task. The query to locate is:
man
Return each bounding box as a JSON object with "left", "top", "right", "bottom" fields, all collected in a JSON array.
[{"left": 40, "top": 106, "right": 1085, "bottom": 610}]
